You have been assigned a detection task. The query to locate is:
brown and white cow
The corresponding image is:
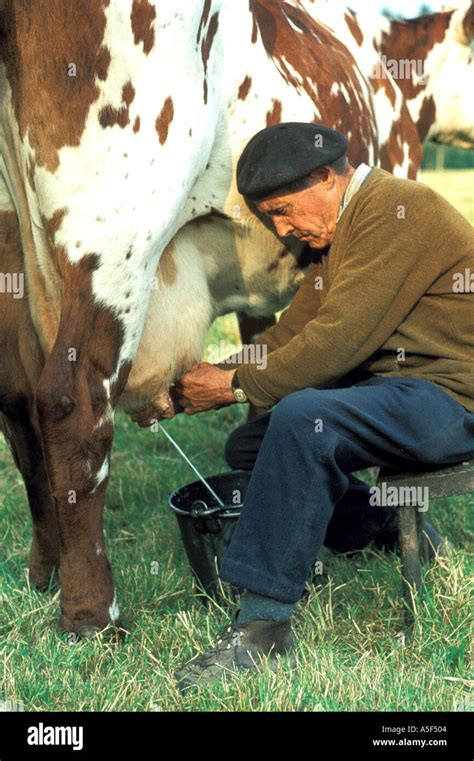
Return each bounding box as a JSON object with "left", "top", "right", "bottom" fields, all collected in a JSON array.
[{"left": 0, "top": 0, "right": 472, "bottom": 635}]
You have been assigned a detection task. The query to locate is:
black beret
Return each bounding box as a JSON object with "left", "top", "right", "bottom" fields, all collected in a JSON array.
[{"left": 237, "top": 122, "right": 348, "bottom": 200}]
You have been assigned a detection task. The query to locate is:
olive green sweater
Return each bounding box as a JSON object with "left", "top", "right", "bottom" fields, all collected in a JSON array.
[{"left": 237, "top": 168, "right": 474, "bottom": 412}]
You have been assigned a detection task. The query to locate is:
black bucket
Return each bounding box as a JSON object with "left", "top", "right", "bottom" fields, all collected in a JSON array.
[{"left": 168, "top": 470, "right": 251, "bottom": 602}]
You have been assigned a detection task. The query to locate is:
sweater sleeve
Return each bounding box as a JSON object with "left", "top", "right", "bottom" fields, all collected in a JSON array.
[{"left": 237, "top": 198, "right": 445, "bottom": 409}]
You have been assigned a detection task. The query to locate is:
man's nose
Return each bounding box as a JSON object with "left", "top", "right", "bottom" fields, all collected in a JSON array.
[{"left": 273, "top": 218, "right": 294, "bottom": 237}]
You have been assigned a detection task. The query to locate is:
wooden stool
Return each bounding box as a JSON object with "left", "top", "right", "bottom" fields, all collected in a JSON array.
[{"left": 376, "top": 459, "right": 474, "bottom": 629}]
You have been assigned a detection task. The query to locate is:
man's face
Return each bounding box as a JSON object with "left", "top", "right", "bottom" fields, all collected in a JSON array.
[{"left": 256, "top": 167, "right": 349, "bottom": 249}]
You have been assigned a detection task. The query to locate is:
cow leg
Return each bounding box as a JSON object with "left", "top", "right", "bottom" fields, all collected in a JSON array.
[
  {"left": 237, "top": 312, "right": 276, "bottom": 346},
  {"left": 237, "top": 312, "right": 276, "bottom": 421},
  {"left": 35, "top": 259, "right": 131, "bottom": 635},
  {"left": 0, "top": 409, "right": 60, "bottom": 589},
  {"left": 0, "top": 210, "right": 59, "bottom": 588}
]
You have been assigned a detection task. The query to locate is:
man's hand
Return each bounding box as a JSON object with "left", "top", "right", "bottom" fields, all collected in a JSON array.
[{"left": 175, "top": 362, "right": 237, "bottom": 415}]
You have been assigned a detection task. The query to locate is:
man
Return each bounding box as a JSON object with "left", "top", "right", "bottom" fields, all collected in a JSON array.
[{"left": 171, "top": 123, "right": 474, "bottom": 689}]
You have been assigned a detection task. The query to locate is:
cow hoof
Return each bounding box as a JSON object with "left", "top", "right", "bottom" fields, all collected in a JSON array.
[{"left": 60, "top": 615, "right": 126, "bottom": 643}]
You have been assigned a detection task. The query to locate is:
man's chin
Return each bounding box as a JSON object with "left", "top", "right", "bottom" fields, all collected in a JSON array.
[{"left": 307, "top": 238, "right": 328, "bottom": 249}]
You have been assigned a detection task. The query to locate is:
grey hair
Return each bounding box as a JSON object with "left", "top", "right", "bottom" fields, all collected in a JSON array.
[{"left": 274, "top": 154, "right": 350, "bottom": 196}]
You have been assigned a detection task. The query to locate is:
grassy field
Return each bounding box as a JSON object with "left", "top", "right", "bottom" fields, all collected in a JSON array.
[
  {"left": 419, "top": 169, "right": 474, "bottom": 225},
  {"left": 0, "top": 171, "right": 473, "bottom": 712}
]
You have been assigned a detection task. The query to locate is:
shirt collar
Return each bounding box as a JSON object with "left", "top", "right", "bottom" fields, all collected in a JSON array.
[{"left": 336, "top": 163, "right": 373, "bottom": 223}]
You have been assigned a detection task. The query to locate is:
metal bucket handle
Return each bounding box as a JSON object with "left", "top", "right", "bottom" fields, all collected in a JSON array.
[{"left": 191, "top": 499, "right": 222, "bottom": 519}]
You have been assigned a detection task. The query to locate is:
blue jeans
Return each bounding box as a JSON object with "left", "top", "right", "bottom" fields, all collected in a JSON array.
[{"left": 220, "top": 377, "right": 474, "bottom": 603}]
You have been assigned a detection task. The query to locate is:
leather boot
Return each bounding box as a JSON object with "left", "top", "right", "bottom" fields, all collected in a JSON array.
[{"left": 174, "top": 614, "right": 295, "bottom": 691}]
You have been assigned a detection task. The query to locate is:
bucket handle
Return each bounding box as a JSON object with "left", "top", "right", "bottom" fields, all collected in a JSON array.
[{"left": 191, "top": 500, "right": 223, "bottom": 519}]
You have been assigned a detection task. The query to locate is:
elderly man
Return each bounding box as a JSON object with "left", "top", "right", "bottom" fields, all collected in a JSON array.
[{"left": 172, "top": 123, "right": 474, "bottom": 689}]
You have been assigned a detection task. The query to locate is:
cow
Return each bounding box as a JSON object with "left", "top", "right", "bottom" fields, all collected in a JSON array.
[{"left": 0, "top": 0, "right": 472, "bottom": 636}]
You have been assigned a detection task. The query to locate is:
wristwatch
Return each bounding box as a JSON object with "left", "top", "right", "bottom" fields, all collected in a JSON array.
[{"left": 231, "top": 371, "right": 248, "bottom": 403}]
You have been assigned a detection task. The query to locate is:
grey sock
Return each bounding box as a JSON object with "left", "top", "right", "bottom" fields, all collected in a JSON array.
[{"left": 236, "top": 590, "right": 295, "bottom": 626}]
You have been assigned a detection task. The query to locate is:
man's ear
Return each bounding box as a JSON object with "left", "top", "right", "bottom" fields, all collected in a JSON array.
[{"left": 313, "top": 167, "right": 333, "bottom": 188}]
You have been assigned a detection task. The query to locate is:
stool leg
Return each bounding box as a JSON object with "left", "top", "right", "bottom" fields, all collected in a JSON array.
[
  {"left": 416, "top": 509, "right": 429, "bottom": 564},
  {"left": 397, "top": 506, "right": 422, "bottom": 629}
]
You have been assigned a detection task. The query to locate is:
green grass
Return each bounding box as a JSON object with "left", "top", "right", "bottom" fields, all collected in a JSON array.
[
  {"left": 1, "top": 177, "right": 473, "bottom": 712},
  {"left": 419, "top": 169, "right": 474, "bottom": 224}
]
